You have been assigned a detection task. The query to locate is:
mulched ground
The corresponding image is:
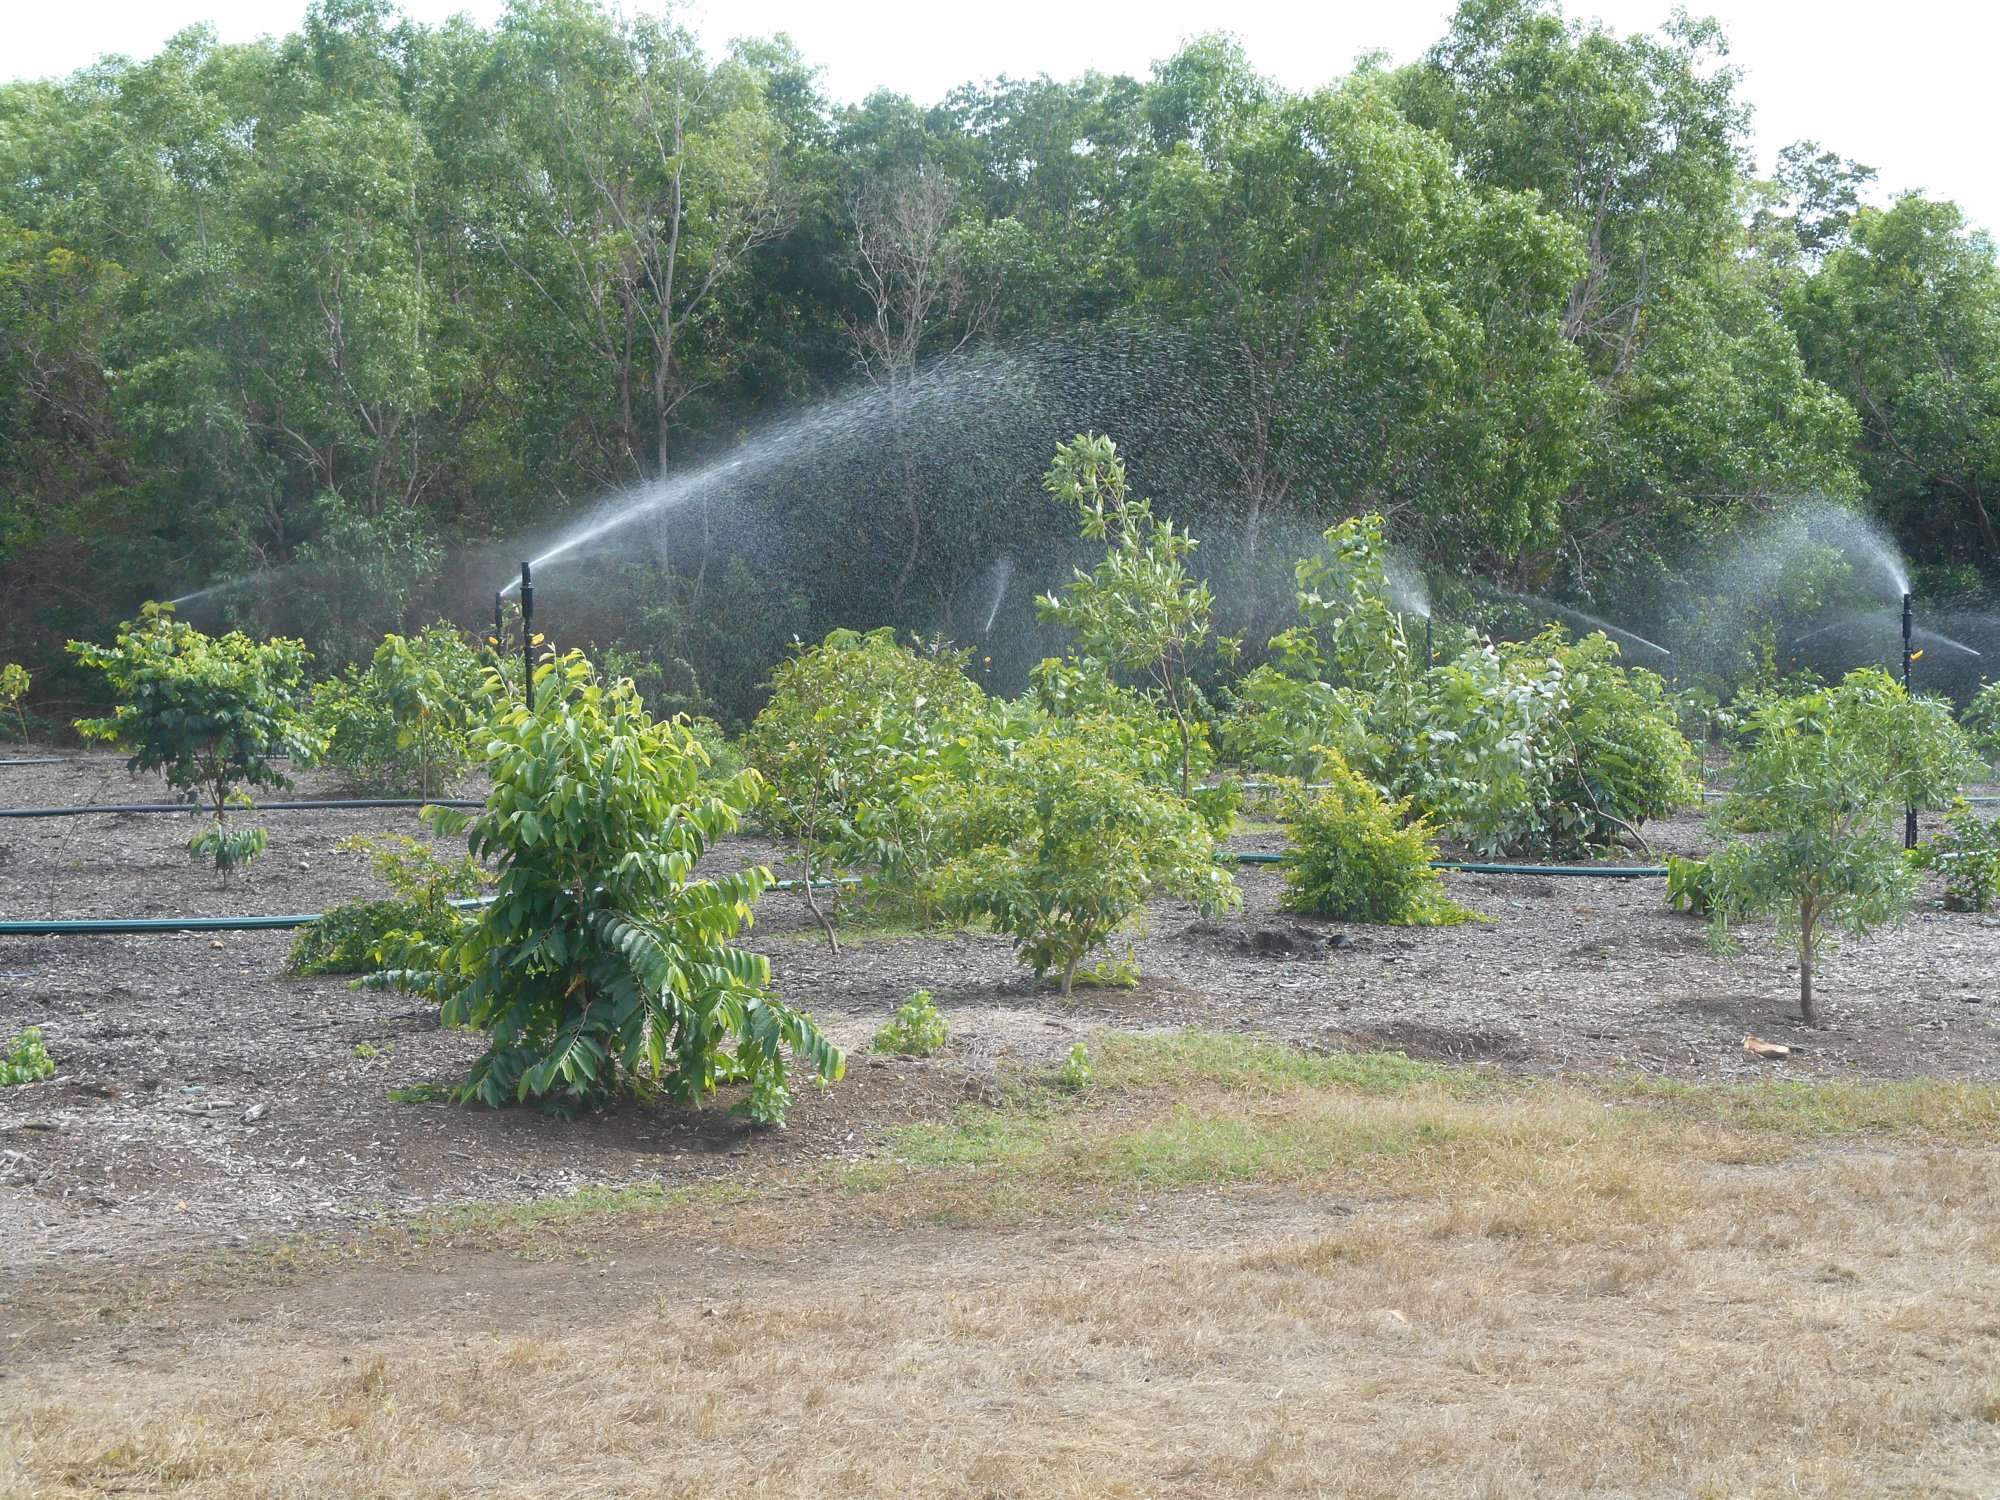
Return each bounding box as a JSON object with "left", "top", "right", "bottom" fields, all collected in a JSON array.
[{"left": 3, "top": 750, "right": 1997, "bottom": 1281}]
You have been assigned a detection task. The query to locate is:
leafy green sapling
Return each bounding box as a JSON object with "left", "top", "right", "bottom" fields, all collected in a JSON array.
[
  {"left": 373, "top": 650, "right": 843, "bottom": 1120},
  {"left": 927, "top": 724, "right": 1238, "bottom": 995},
  {"left": 1707, "top": 669, "right": 1978, "bottom": 1026},
  {"left": 873, "top": 990, "right": 949, "bottom": 1057},
  {"left": 69, "top": 604, "right": 322, "bottom": 880},
  {"left": 0, "top": 1028, "right": 55, "bottom": 1087},
  {"left": 1036, "top": 434, "right": 1226, "bottom": 799},
  {"left": 746, "top": 627, "right": 987, "bottom": 947}
]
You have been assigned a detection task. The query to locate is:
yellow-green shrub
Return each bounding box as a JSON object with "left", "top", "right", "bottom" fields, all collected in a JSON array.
[{"left": 1278, "top": 755, "right": 1470, "bottom": 926}]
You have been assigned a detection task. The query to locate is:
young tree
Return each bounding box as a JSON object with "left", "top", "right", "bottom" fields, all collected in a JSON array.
[
  {"left": 69, "top": 605, "right": 321, "bottom": 878},
  {"left": 0, "top": 663, "right": 29, "bottom": 744},
  {"left": 379, "top": 651, "right": 843, "bottom": 1120},
  {"left": 1708, "top": 668, "right": 1978, "bottom": 1025},
  {"left": 1036, "top": 434, "right": 1219, "bottom": 799},
  {"left": 927, "top": 723, "right": 1238, "bottom": 995},
  {"left": 745, "top": 627, "right": 987, "bottom": 948}
]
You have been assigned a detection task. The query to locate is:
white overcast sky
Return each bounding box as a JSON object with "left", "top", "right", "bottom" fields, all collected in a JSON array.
[{"left": 9, "top": 0, "right": 1997, "bottom": 234}]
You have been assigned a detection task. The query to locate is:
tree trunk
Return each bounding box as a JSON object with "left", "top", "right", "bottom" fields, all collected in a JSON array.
[
  {"left": 800, "top": 853, "right": 839, "bottom": 954},
  {"left": 1798, "top": 899, "right": 1821, "bottom": 1027}
]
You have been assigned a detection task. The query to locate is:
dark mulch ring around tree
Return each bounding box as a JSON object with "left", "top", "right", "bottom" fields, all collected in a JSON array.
[{"left": 2, "top": 752, "right": 1997, "bottom": 1278}]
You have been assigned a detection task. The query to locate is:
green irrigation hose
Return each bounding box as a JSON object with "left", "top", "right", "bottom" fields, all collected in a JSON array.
[{"left": 0, "top": 797, "right": 485, "bottom": 819}]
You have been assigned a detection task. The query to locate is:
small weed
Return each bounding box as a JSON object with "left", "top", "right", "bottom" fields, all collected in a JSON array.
[
  {"left": 1, "top": 1026, "right": 55, "bottom": 1087},
  {"left": 388, "top": 1081, "right": 455, "bottom": 1104},
  {"left": 1071, "top": 950, "right": 1141, "bottom": 990},
  {"left": 873, "top": 990, "right": 949, "bottom": 1057},
  {"left": 1058, "top": 1042, "right": 1093, "bottom": 1090},
  {"left": 353, "top": 1042, "right": 395, "bottom": 1060}
]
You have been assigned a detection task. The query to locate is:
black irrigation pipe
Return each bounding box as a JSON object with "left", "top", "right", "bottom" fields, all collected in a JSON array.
[
  {"left": 0, "top": 858, "right": 1670, "bottom": 938},
  {"left": 1215, "top": 850, "right": 1670, "bottom": 878},
  {"left": 0, "top": 798, "right": 484, "bottom": 819},
  {"left": 1699, "top": 790, "right": 2000, "bottom": 806}
]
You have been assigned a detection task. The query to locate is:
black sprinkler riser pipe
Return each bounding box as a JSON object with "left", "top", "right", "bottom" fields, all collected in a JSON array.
[
  {"left": 1903, "top": 590, "right": 1917, "bottom": 849},
  {"left": 520, "top": 560, "right": 535, "bottom": 710}
]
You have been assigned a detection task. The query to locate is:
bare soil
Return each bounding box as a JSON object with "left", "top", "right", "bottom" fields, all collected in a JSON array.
[
  {"left": 3, "top": 753, "right": 1998, "bottom": 1277},
  {"left": 5, "top": 752, "right": 2000, "bottom": 1495}
]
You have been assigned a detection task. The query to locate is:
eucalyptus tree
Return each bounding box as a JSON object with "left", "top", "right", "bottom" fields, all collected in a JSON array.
[
  {"left": 1392, "top": 0, "right": 1860, "bottom": 586},
  {"left": 1131, "top": 45, "right": 1595, "bottom": 609},
  {"left": 1788, "top": 195, "right": 2000, "bottom": 573},
  {"left": 475, "top": 0, "right": 797, "bottom": 493}
]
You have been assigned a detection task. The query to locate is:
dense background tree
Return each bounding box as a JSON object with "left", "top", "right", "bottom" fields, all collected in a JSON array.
[{"left": 3, "top": 0, "right": 1997, "bottom": 726}]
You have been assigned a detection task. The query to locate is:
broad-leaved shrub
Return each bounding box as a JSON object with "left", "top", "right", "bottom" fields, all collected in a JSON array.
[{"left": 375, "top": 651, "right": 843, "bottom": 1119}]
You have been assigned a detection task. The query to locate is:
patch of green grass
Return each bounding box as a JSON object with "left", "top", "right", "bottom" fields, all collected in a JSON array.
[
  {"left": 1088, "top": 1031, "right": 1469, "bottom": 1096},
  {"left": 1611, "top": 1074, "right": 2000, "bottom": 1142},
  {"left": 1095, "top": 1104, "right": 1475, "bottom": 1189},
  {"left": 1229, "top": 816, "right": 1288, "bottom": 838}
]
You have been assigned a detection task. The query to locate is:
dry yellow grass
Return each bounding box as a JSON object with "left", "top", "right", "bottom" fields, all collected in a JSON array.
[{"left": 5, "top": 1037, "right": 1999, "bottom": 1498}]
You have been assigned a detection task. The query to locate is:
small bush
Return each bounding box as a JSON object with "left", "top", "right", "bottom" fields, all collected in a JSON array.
[
  {"left": 70, "top": 605, "right": 320, "bottom": 879},
  {"left": 0, "top": 662, "right": 29, "bottom": 743},
  {"left": 928, "top": 724, "right": 1238, "bottom": 994},
  {"left": 373, "top": 650, "right": 843, "bottom": 1120},
  {"left": 1058, "top": 1042, "right": 1092, "bottom": 1091},
  {"left": 0, "top": 1027, "right": 55, "bottom": 1087},
  {"left": 289, "top": 898, "right": 454, "bottom": 976},
  {"left": 1966, "top": 682, "right": 2000, "bottom": 767},
  {"left": 1917, "top": 803, "right": 2000, "bottom": 913},
  {"left": 746, "top": 627, "right": 988, "bottom": 946},
  {"left": 1278, "top": 757, "right": 1469, "bottom": 926},
  {"left": 310, "top": 624, "right": 487, "bottom": 796},
  {"left": 288, "top": 834, "right": 484, "bottom": 975},
  {"left": 873, "top": 991, "right": 949, "bottom": 1057}
]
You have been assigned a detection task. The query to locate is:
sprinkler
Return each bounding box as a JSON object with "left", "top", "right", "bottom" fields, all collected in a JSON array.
[
  {"left": 520, "top": 560, "right": 535, "bottom": 711},
  {"left": 492, "top": 590, "right": 504, "bottom": 655},
  {"left": 1903, "top": 591, "right": 1916, "bottom": 849},
  {"left": 1424, "top": 615, "right": 1433, "bottom": 670}
]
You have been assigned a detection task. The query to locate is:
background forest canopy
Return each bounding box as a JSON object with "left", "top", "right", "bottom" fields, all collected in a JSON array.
[{"left": 3, "top": 0, "right": 1999, "bottom": 729}]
